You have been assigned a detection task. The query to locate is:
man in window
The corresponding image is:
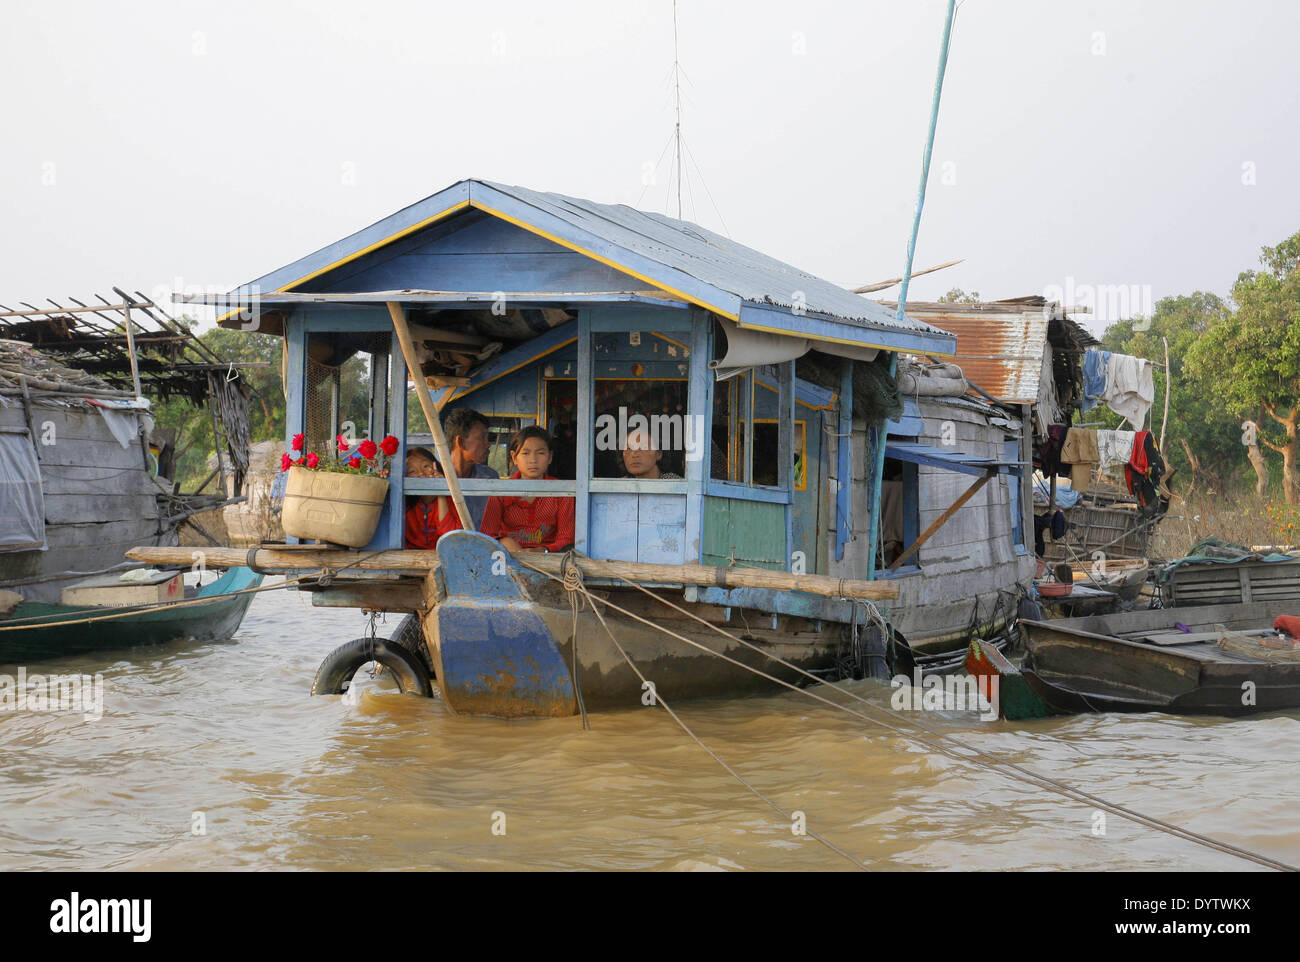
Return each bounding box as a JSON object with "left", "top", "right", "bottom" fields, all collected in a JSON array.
[
  {"left": 441, "top": 407, "right": 499, "bottom": 529},
  {"left": 622, "top": 425, "right": 682, "bottom": 480}
]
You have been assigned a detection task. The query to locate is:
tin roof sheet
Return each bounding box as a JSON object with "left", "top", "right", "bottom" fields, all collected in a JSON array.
[{"left": 890, "top": 298, "right": 1097, "bottom": 404}]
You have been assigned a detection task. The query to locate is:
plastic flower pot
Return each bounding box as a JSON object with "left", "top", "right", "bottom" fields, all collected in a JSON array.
[{"left": 281, "top": 465, "right": 390, "bottom": 548}]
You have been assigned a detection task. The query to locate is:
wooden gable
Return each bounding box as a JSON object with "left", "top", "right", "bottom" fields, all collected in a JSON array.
[{"left": 296, "top": 208, "right": 650, "bottom": 297}]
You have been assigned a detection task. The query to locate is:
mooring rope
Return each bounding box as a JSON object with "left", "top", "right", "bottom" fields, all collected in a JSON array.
[
  {"left": 560, "top": 553, "right": 590, "bottom": 730},
  {"left": 515, "top": 552, "right": 1298, "bottom": 872},
  {"left": 555, "top": 553, "right": 867, "bottom": 870}
]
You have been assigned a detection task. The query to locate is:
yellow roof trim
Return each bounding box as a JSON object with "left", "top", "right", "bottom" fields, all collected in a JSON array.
[
  {"left": 733, "top": 318, "right": 957, "bottom": 356},
  {"left": 468, "top": 199, "right": 738, "bottom": 321},
  {"left": 218, "top": 200, "right": 472, "bottom": 324}
]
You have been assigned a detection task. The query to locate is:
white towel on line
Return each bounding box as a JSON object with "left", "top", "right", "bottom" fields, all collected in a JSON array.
[
  {"left": 1096, "top": 429, "right": 1136, "bottom": 469},
  {"left": 1102, "top": 353, "right": 1154, "bottom": 430}
]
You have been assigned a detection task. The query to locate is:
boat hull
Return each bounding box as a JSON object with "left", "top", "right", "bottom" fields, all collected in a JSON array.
[
  {"left": 1020, "top": 601, "right": 1300, "bottom": 716},
  {"left": 425, "top": 532, "right": 845, "bottom": 717},
  {"left": 0, "top": 567, "right": 263, "bottom": 663}
]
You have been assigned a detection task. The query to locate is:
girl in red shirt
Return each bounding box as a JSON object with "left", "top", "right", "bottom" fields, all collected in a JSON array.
[{"left": 480, "top": 427, "right": 575, "bottom": 553}]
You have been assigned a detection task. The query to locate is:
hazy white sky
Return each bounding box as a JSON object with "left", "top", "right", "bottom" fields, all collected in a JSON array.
[{"left": 2, "top": 0, "right": 1297, "bottom": 334}]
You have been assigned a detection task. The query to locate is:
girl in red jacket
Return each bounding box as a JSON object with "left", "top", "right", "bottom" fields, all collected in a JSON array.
[{"left": 480, "top": 426, "right": 575, "bottom": 553}]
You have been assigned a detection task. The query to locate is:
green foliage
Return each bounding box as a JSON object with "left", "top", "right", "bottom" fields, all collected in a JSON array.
[
  {"left": 1186, "top": 231, "right": 1300, "bottom": 500},
  {"left": 937, "top": 287, "right": 981, "bottom": 304},
  {"left": 1188, "top": 233, "right": 1300, "bottom": 421}
]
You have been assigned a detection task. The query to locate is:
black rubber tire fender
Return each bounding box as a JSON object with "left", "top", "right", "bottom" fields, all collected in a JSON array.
[
  {"left": 388, "top": 613, "right": 436, "bottom": 678},
  {"left": 311, "top": 637, "right": 433, "bottom": 697}
]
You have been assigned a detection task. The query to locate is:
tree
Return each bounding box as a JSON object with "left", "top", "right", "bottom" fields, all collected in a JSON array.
[
  {"left": 1188, "top": 232, "right": 1300, "bottom": 503},
  {"left": 938, "top": 287, "right": 981, "bottom": 303},
  {"left": 1101, "top": 293, "right": 1239, "bottom": 496}
]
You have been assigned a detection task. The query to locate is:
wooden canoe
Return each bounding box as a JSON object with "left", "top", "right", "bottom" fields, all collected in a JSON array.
[{"left": 1019, "top": 600, "right": 1300, "bottom": 716}]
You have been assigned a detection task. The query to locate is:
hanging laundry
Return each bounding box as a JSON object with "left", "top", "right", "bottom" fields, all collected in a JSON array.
[
  {"left": 1033, "top": 476, "right": 1081, "bottom": 509},
  {"left": 1124, "top": 431, "right": 1169, "bottom": 517},
  {"left": 1129, "top": 429, "right": 1150, "bottom": 475},
  {"left": 1035, "top": 345, "right": 1063, "bottom": 436},
  {"left": 1081, "top": 349, "right": 1111, "bottom": 413},
  {"left": 1060, "top": 427, "right": 1100, "bottom": 494},
  {"left": 1096, "top": 429, "right": 1136, "bottom": 470},
  {"left": 1102, "top": 353, "right": 1155, "bottom": 430},
  {"left": 1037, "top": 424, "right": 1069, "bottom": 476}
]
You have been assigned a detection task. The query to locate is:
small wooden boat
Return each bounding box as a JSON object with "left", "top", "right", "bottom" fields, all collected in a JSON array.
[
  {"left": 0, "top": 566, "right": 263, "bottom": 663},
  {"left": 1073, "top": 558, "right": 1149, "bottom": 603},
  {"left": 964, "top": 637, "right": 1055, "bottom": 720},
  {"left": 1018, "top": 601, "right": 1300, "bottom": 716}
]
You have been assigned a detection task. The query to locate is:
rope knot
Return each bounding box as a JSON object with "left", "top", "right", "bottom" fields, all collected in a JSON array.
[{"left": 560, "top": 550, "right": 583, "bottom": 594}]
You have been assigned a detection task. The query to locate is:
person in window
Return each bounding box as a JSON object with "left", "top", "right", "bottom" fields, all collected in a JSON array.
[
  {"left": 442, "top": 407, "right": 499, "bottom": 528},
  {"left": 622, "top": 426, "right": 683, "bottom": 480},
  {"left": 403, "top": 447, "right": 462, "bottom": 549},
  {"left": 480, "top": 426, "right": 575, "bottom": 553}
]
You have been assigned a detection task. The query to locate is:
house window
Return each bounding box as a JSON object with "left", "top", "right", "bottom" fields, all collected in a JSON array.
[
  {"left": 545, "top": 376, "right": 689, "bottom": 480},
  {"left": 1005, "top": 438, "right": 1025, "bottom": 552},
  {"left": 753, "top": 419, "right": 806, "bottom": 489},
  {"left": 880, "top": 456, "right": 920, "bottom": 572},
  {"left": 710, "top": 365, "right": 793, "bottom": 490},
  {"left": 711, "top": 371, "right": 750, "bottom": 482}
]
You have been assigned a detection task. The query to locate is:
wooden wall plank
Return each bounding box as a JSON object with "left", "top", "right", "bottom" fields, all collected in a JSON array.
[{"left": 636, "top": 494, "right": 687, "bottom": 565}]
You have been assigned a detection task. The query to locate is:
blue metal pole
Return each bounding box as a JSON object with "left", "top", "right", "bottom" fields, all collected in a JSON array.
[
  {"left": 896, "top": 0, "right": 958, "bottom": 323},
  {"left": 869, "top": 0, "right": 957, "bottom": 580}
]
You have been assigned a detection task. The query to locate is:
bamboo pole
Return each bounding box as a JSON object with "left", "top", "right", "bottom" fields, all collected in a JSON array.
[
  {"left": 386, "top": 300, "right": 476, "bottom": 532},
  {"left": 112, "top": 287, "right": 144, "bottom": 399},
  {"left": 1160, "top": 335, "right": 1170, "bottom": 450},
  {"left": 124, "top": 545, "right": 900, "bottom": 600},
  {"left": 852, "top": 258, "right": 964, "bottom": 295}
]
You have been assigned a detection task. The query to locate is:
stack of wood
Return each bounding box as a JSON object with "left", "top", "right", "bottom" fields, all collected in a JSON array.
[{"left": 0, "top": 339, "right": 129, "bottom": 398}]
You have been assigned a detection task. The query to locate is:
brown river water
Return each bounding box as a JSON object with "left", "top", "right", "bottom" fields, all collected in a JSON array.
[{"left": 2, "top": 579, "right": 1297, "bottom": 872}]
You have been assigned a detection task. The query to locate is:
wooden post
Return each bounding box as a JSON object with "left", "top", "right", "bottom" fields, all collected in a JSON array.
[
  {"left": 17, "top": 375, "right": 39, "bottom": 461},
  {"left": 889, "top": 471, "right": 993, "bottom": 571},
  {"left": 1160, "top": 335, "right": 1171, "bottom": 450},
  {"left": 835, "top": 358, "right": 853, "bottom": 563},
  {"left": 113, "top": 287, "right": 144, "bottom": 400},
  {"left": 865, "top": 353, "right": 897, "bottom": 580},
  {"left": 209, "top": 391, "right": 228, "bottom": 498},
  {"left": 386, "top": 301, "right": 476, "bottom": 532}
]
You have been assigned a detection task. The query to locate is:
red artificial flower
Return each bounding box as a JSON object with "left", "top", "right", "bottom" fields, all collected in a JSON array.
[
  {"left": 280, "top": 453, "right": 293, "bottom": 471},
  {"left": 295, "top": 457, "right": 306, "bottom": 466},
  {"left": 348, "top": 456, "right": 362, "bottom": 469},
  {"left": 337, "top": 433, "right": 350, "bottom": 452},
  {"left": 305, "top": 452, "right": 320, "bottom": 469},
  {"left": 379, "top": 435, "right": 400, "bottom": 456},
  {"left": 358, "top": 439, "right": 378, "bottom": 460},
  {"left": 291, "top": 432, "right": 304, "bottom": 452}
]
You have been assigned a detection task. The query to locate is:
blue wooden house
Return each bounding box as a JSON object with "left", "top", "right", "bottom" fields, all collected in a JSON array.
[{"left": 195, "top": 179, "right": 1036, "bottom": 715}]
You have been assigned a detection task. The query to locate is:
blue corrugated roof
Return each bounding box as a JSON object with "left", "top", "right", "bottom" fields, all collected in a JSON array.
[
  {"left": 227, "top": 178, "right": 956, "bottom": 353},
  {"left": 477, "top": 180, "right": 952, "bottom": 340}
]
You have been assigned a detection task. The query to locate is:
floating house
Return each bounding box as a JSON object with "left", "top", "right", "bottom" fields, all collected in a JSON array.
[
  {"left": 0, "top": 294, "right": 248, "bottom": 606},
  {"left": 145, "top": 180, "right": 1046, "bottom": 714}
]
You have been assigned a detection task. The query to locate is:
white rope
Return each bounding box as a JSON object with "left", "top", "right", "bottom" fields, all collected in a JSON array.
[
  {"left": 516, "top": 552, "right": 1298, "bottom": 872},
  {"left": 555, "top": 554, "right": 867, "bottom": 870}
]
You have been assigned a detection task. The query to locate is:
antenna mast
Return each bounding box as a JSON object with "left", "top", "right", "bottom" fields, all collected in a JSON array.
[{"left": 672, "top": 0, "right": 683, "bottom": 219}]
